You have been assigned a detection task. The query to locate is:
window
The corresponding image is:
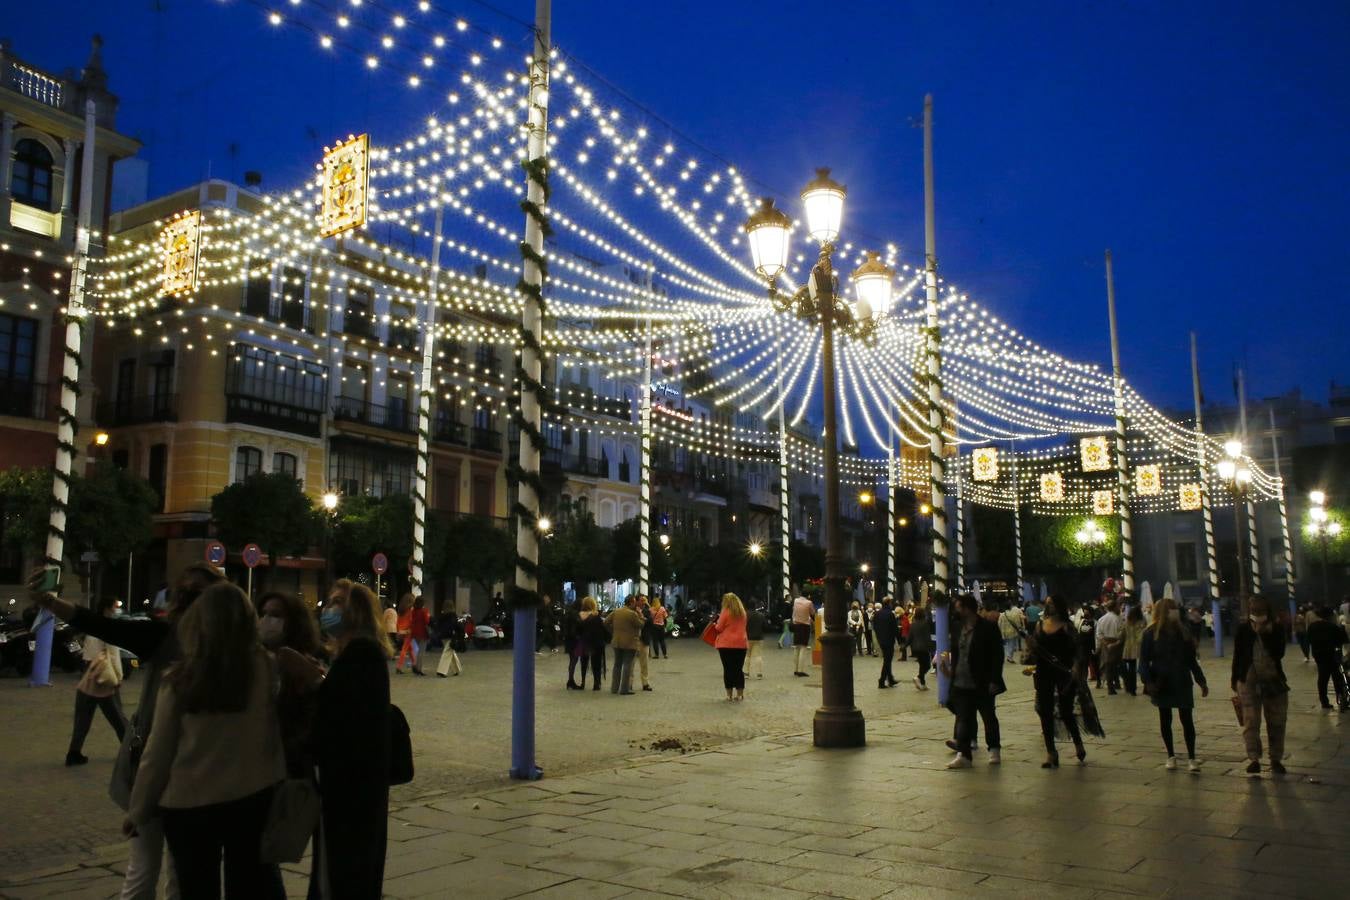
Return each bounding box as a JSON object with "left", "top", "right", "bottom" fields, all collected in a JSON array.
[
  {"left": 0, "top": 313, "right": 38, "bottom": 382},
  {"left": 235, "top": 445, "right": 263, "bottom": 482},
  {"left": 148, "top": 444, "right": 168, "bottom": 512},
  {"left": 226, "top": 345, "right": 327, "bottom": 411},
  {"left": 273, "top": 452, "right": 298, "bottom": 479},
  {"left": 1174, "top": 541, "right": 1198, "bottom": 583},
  {"left": 243, "top": 260, "right": 272, "bottom": 318},
  {"left": 11, "top": 139, "right": 53, "bottom": 210},
  {"left": 344, "top": 286, "right": 373, "bottom": 338},
  {"left": 619, "top": 450, "right": 632, "bottom": 483},
  {"left": 388, "top": 303, "right": 417, "bottom": 352},
  {"left": 473, "top": 475, "right": 493, "bottom": 517},
  {"left": 280, "top": 266, "right": 307, "bottom": 330}
]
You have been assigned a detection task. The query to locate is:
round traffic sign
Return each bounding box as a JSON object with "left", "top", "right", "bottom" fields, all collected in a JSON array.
[
  {"left": 242, "top": 543, "right": 263, "bottom": 569},
  {"left": 204, "top": 541, "right": 227, "bottom": 567},
  {"left": 372, "top": 552, "right": 389, "bottom": 576}
]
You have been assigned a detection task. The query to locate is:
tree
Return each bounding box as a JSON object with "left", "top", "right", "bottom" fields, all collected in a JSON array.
[
  {"left": 540, "top": 510, "right": 613, "bottom": 596},
  {"left": 211, "top": 472, "right": 317, "bottom": 584},
  {"left": 789, "top": 539, "right": 825, "bottom": 586},
  {"left": 66, "top": 461, "right": 158, "bottom": 600},
  {"left": 610, "top": 517, "right": 672, "bottom": 585},
  {"left": 440, "top": 513, "right": 515, "bottom": 600},
  {"left": 0, "top": 466, "right": 52, "bottom": 557}
]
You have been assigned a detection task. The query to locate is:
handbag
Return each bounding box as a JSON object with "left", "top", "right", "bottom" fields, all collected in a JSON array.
[
  {"left": 260, "top": 777, "right": 320, "bottom": 863},
  {"left": 388, "top": 703, "right": 414, "bottom": 786},
  {"left": 94, "top": 651, "right": 120, "bottom": 687},
  {"left": 701, "top": 622, "right": 718, "bottom": 647},
  {"left": 110, "top": 652, "right": 167, "bottom": 811},
  {"left": 1230, "top": 695, "right": 1245, "bottom": 726}
]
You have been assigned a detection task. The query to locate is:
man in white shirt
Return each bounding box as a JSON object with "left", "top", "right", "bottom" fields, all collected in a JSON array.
[{"left": 1095, "top": 601, "right": 1124, "bottom": 695}]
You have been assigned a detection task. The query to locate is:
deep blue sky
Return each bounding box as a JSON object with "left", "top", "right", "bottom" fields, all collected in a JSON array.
[{"left": 11, "top": 1, "right": 1348, "bottom": 411}]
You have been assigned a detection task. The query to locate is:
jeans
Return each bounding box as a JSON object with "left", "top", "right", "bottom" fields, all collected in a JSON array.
[
  {"left": 718, "top": 647, "right": 747, "bottom": 691},
  {"left": 914, "top": 650, "right": 931, "bottom": 685},
  {"left": 121, "top": 816, "right": 179, "bottom": 900},
  {"left": 651, "top": 629, "right": 668, "bottom": 657},
  {"left": 743, "top": 640, "right": 763, "bottom": 678},
  {"left": 952, "top": 688, "right": 1001, "bottom": 753},
  {"left": 1158, "top": 706, "right": 1196, "bottom": 758},
  {"left": 161, "top": 787, "right": 283, "bottom": 900},
  {"left": 637, "top": 643, "right": 650, "bottom": 687},
  {"left": 396, "top": 637, "right": 421, "bottom": 670},
  {"left": 611, "top": 648, "right": 636, "bottom": 693},
  {"left": 878, "top": 642, "right": 895, "bottom": 685},
  {"left": 1315, "top": 655, "right": 1348, "bottom": 707},
  {"left": 1238, "top": 682, "right": 1288, "bottom": 762},
  {"left": 950, "top": 687, "right": 979, "bottom": 756},
  {"left": 69, "top": 689, "right": 126, "bottom": 757},
  {"left": 1002, "top": 637, "right": 1016, "bottom": 661}
]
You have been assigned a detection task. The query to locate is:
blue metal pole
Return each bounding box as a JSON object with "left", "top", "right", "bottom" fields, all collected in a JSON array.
[
  {"left": 510, "top": 606, "right": 540, "bottom": 779},
  {"left": 1211, "top": 599, "right": 1224, "bottom": 658},
  {"left": 934, "top": 602, "right": 951, "bottom": 706},
  {"left": 28, "top": 608, "right": 54, "bottom": 687}
]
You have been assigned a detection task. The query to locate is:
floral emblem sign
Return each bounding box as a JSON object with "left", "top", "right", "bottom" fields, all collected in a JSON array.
[
  {"left": 1080, "top": 436, "right": 1111, "bottom": 472},
  {"left": 1092, "top": 489, "right": 1115, "bottom": 515},
  {"left": 972, "top": 447, "right": 999, "bottom": 482},
  {"left": 320, "top": 134, "right": 370, "bottom": 238},
  {"left": 1135, "top": 464, "right": 1161, "bottom": 496},
  {"left": 1040, "top": 472, "right": 1064, "bottom": 502},
  {"left": 161, "top": 210, "right": 201, "bottom": 296},
  {"left": 1179, "top": 483, "right": 1202, "bottom": 511}
]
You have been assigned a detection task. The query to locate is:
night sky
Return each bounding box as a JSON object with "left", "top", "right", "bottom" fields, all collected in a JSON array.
[{"left": 10, "top": 1, "right": 1348, "bottom": 413}]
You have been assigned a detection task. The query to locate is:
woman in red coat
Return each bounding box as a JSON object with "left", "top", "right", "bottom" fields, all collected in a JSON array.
[{"left": 712, "top": 593, "right": 749, "bottom": 701}]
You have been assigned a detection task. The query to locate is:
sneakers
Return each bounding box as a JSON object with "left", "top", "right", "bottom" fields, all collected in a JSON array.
[
  {"left": 988, "top": 749, "right": 1001, "bottom": 766},
  {"left": 1165, "top": 756, "right": 1178, "bottom": 771},
  {"left": 945, "top": 754, "right": 972, "bottom": 769},
  {"left": 1270, "top": 760, "right": 1287, "bottom": 775},
  {"left": 1188, "top": 758, "right": 1202, "bottom": 774},
  {"left": 1245, "top": 759, "right": 1261, "bottom": 777}
]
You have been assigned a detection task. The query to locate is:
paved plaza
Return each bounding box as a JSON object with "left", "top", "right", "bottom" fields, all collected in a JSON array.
[{"left": 1, "top": 640, "right": 1346, "bottom": 899}]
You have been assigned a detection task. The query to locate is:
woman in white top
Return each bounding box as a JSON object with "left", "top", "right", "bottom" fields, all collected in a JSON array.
[
  {"left": 125, "top": 582, "right": 286, "bottom": 899},
  {"left": 65, "top": 596, "right": 127, "bottom": 766}
]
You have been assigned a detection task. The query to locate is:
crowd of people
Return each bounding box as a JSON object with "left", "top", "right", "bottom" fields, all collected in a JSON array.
[{"left": 30, "top": 559, "right": 1350, "bottom": 898}]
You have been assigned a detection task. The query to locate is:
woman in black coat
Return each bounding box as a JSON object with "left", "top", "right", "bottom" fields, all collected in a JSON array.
[
  {"left": 1028, "top": 595, "right": 1088, "bottom": 768},
  {"left": 1139, "top": 597, "right": 1208, "bottom": 772},
  {"left": 290, "top": 581, "right": 392, "bottom": 900}
]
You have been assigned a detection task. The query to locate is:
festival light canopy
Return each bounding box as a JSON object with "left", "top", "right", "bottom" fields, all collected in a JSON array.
[{"left": 62, "top": 0, "right": 1283, "bottom": 517}]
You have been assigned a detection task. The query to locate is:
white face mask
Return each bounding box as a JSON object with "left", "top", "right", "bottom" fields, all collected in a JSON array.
[{"left": 258, "top": 615, "right": 286, "bottom": 647}]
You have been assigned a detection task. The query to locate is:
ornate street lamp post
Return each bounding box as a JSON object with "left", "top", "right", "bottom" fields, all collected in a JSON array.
[
  {"left": 743, "top": 170, "right": 892, "bottom": 748},
  {"left": 1307, "top": 491, "right": 1340, "bottom": 606},
  {"left": 1216, "top": 439, "right": 1253, "bottom": 611}
]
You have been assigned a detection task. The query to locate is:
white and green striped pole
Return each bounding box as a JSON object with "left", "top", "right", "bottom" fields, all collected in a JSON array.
[
  {"left": 777, "top": 353, "right": 791, "bottom": 605},
  {"left": 410, "top": 207, "right": 443, "bottom": 602},
  {"left": 1269, "top": 406, "right": 1295, "bottom": 631},
  {"left": 638, "top": 273, "right": 654, "bottom": 600},
  {"left": 1010, "top": 441, "right": 1023, "bottom": 598},
  {"left": 1104, "top": 250, "right": 1134, "bottom": 593},
  {"left": 1191, "top": 333, "right": 1222, "bottom": 654},
  {"left": 1237, "top": 368, "right": 1261, "bottom": 595}
]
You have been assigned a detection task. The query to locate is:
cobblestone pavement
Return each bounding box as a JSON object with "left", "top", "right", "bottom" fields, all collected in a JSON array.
[{"left": 2, "top": 640, "right": 1346, "bottom": 898}]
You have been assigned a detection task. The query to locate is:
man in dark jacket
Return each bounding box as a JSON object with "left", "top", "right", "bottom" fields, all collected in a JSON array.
[
  {"left": 1306, "top": 606, "right": 1349, "bottom": 711},
  {"left": 873, "top": 597, "right": 900, "bottom": 688},
  {"left": 942, "top": 593, "right": 1006, "bottom": 768},
  {"left": 31, "top": 562, "right": 223, "bottom": 899}
]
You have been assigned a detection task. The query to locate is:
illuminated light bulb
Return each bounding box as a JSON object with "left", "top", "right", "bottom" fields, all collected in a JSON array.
[
  {"left": 1223, "top": 438, "right": 1243, "bottom": 458},
  {"left": 366, "top": 56, "right": 379, "bottom": 68},
  {"left": 268, "top": 12, "right": 283, "bottom": 25},
  {"left": 337, "top": 14, "right": 349, "bottom": 27},
  {"left": 1310, "top": 490, "right": 1326, "bottom": 505},
  {"left": 319, "top": 34, "right": 333, "bottom": 48}
]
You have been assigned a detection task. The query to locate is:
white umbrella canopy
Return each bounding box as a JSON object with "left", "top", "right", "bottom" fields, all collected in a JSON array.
[
  {"left": 902, "top": 581, "right": 914, "bottom": 604},
  {"left": 1140, "top": 581, "right": 1154, "bottom": 608},
  {"left": 1163, "top": 582, "right": 1175, "bottom": 601},
  {"left": 1040, "top": 578, "right": 1049, "bottom": 601},
  {"left": 920, "top": 580, "right": 929, "bottom": 606},
  {"left": 971, "top": 580, "right": 982, "bottom": 605},
  {"left": 1022, "top": 581, "right": 1035, "bottom": 606}
]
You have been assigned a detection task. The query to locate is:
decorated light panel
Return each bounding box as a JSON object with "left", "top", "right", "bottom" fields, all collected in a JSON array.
[
  {"left": 1080, "top": 436, "right": 1111, "bottom": 472},
  {"left": 1179, "top": 483, "right": 1202, "bottom": 511},
  {"left": 972, "top": 447, "right": 999, "bottom": 482},
  {"left": 161, "top": 210, "right": 201, "bottom": 296},
  {"left": 1135, "top": 464, "right": 1161, "bottom": 496},
  {"left": 320, "top": 134, "right": 370, "bottom": 238},
  {"left": 1092, "top": 489, "right": 1115, "bottom": 515},
  {"left": 1040, "top": 472, "right": 1064, "bottom": 502}
]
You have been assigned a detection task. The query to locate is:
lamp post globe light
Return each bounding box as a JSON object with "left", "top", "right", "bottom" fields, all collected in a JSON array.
[
  {"left": 321, "top": 491, "right": 339, "bottom": 600},
  {"left": 1307, "top": 490, "right": 1340, "bottom": 604},
  {"left": 1215, "top": 439, "right": 1251, "bottom": 605},
  {"left": 743, "top": 168, "right": 893, "bottom": 748}
]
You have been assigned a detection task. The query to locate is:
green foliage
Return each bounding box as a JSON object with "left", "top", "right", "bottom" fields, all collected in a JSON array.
[
  {"left": 540, "top": 508, "right": 613, "bottom": 593},
  {"left": 1302, "top": 507, "right": 1350, "bottom": 564},
  {"left": 210, "top": 473, "right": 317, "bottom": 574},
  {"left": 441, "top": 513, "right": 515, "bottom": 597},
  {"left": 1023, "top": 515, "right": 1121, "bottom": 571},
  {"left": 66, "top": 461, "right": 158, "bottom": 566},
  {"left": 610, "top": 517, "right": 672, "bottom": 585},
  {"left": 789, "top": 539, "right": 824, "bottom": 585},
  {"left": 0, "top": 466, "right": 52, "bottom": 554}
]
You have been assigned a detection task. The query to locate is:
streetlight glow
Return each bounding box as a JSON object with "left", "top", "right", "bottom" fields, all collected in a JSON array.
[
  {"left": 94, "top": 431, "right": 109, "bottom": 446},
  {"left": 1216, "top": 459, "right": 1236, "bottom": 481},
  {"left": 858, "top": 491, "right": 873, "bottom": 505},
  {"left": 658, "top": 533, "right": 670, "bottom": 547},
  {"left": 743, "top": 197, "right": 791, "bottom": 280},
  {"left": 1223, "top": 439, "right": 1243, "bottom": 458},
  {"left": 1310, "top": 490, "right": 1326, "bottom": 506},
  {"left": 1330, "top": 522, "right": 1343, "bottom": 537},
  {"left": 800, "top": 168, "right": 846, "bottom": 244},
  {"left": 748, "top": 541, "right": 762, "bottom": 557},
  {"left": 322, "top": 491, "right": 338, "bottom": 511},
  {"left": 537, "top": 516, "right": 552, "bottom": 533},
  {"left": 919, "top": 503, "right": 932, "bottom": 515}
]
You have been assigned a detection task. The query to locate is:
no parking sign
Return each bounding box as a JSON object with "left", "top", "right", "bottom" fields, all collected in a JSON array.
[{"left": 204, "top": 540, "right": 226, "bottom": 567}]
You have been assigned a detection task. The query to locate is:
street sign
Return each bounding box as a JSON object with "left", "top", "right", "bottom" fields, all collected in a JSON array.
[
  {"left": 372, "top": 552, "right": 388, "bottom": 576},
  {"left": 204, "top": 541, "right": 227, "bottom": 566},
  {"left": 242, "top": 543, "right": 263, "bottom": 569}
]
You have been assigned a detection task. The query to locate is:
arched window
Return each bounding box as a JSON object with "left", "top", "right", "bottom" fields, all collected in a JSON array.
[
  {"left": 235, "top": 445, "right": 262, "bottom": 482},
  {"left": 272, "top": 451, "right": 298, "bottom": 479},
  {"left": 11, "top": 139, "right": 54, "bottom": 210}
]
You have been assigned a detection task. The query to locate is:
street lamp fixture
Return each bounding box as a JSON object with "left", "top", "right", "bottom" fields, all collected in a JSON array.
[
  {"left": 536, "top": 516, "right": 552, "bottom": 534},
  {"left": 898, "top": 517, "right": 909, "bottom": 527},
  {"left": 919, "top": 503, "right": 932, "bottom": 515},
  {"left": 748, "top": 541, "right": 762, "bottom": 557},
  {"left": 743, "top": 168, "right": 892, "bottom": 749},
  {"left": 1215, "top": 437, "right": 1251, "bottom": 604},
  {"left": 858, "top": 491, "right": 873, "bottom": 506},
  {"left": 1309, "top": 490, "right": 1326, "bottom": 506},
  {"left": 860, "top": 562, "right": 870, "bottom": 574},
  {"left": 94, "top": 431, "right": 110, "bottom": 447},
  {"left": 658, "top": 533, "right": 670, "bottom": 548},
  {"left": 1076, "top": 518, "right": 1107, "bottom": 546},
  {"left": 322, "top": 491, "right": 339, "bottom": 512},
  {"left": 1307, "top": 491, "right": 1340, "bottom": 604}
]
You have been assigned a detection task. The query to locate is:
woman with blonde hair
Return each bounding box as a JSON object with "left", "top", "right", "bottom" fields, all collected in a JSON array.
[
  {"left": 125, "top": 581, "right": 286, "bottom": 897},
  {"left": 577, "top": 596, "right": 608, "bottom": 691},
  {"left": 1139, "top": 596, "right": 1208, "bottom": 772},
  {"left": 712, "top": 593, "right": 749, "bottom": 701}
]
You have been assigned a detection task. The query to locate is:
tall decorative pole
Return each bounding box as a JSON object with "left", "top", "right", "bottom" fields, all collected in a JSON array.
[
  {"left": 1236, "top": 367, "right": 1261, "bottom": 595},
  {"left": 1191, "top": 333, "right": 1222, "bottom": 656},
  {"left": 921, "top": 95, "right": 952, "bottom": 706},
  {"left": 886, "top": 402, "right": 898, "bottom": 598},
  {"left": 777, "top": 353, "right": 792, "bottom": 606},
  {"left": 1010, "top": 440, "right": 1023, "bottom": 599},
  {"left": 638, "top": 267, "right": 654, "bottom": 600},
  {"left": 409, "top": 207, "right": 443, "bottom": 604},
  {"left": 31, "top": 100, "right": 96, "bottom": 687},
  {"left": 1104, "top": 250, "right": 1135, "bottom": 593},
  {"left": 510, "top": 0, "right": 550, "bottom": 781},
  {"left": 1269, "top": 405, "right": 1295, "bottom": 633},
  {"left": 950, "top": 399, "right": 964, "bottom": 591}
]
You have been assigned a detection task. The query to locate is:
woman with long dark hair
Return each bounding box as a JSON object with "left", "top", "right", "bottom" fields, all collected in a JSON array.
[
  {"left": 909, "top": 606, "right": 933, "bottom": 691},
  {"left": 1028, "top": 595, "right": 1094, "bottom": 768},
  {"left": 1140, "top": 597, "right": 1208, "bottom": 772},
  {"left": 125, "top": 582, "right": 286, "bottom": 898}
]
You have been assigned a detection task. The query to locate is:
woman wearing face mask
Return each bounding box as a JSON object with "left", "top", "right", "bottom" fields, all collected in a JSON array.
[
  {"left": 283, "top": 581, "right": 392, "bottom": 899},
  {"left": 258, "top": 592, "right": 322, "bottom": 778},
  {"left": 65, "top": 596, "right": 128, "bottom": 766},
  {"left": 1139, "top": 597, "right": 1208, "bottom": 772},
  {"left": 1231, "top": 595, "right": 1289, "bottom": 776}
]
